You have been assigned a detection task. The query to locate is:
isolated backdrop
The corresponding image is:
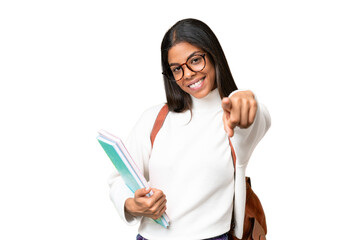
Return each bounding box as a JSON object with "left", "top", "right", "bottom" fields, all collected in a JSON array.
[{"left": 1, "top": 0, "right": 359, "bottom": 239}]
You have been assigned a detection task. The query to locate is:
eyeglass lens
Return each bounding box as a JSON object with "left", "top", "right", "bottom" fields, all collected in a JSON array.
[{"left": 170, "top": 54, "right": 206, "bottom": 81}]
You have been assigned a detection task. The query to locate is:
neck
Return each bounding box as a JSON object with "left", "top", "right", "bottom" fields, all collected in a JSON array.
[{"left": 191, "top": 89, "right": 222, "bottom": 111}]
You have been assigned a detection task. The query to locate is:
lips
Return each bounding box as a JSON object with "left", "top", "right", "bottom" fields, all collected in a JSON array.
[{"left": 188, "top": 77, "right": 205, "bottom": 89}]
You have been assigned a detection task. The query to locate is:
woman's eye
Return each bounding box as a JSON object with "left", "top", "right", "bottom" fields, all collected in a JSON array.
[
  {"left": 190, "top": 56, "right": 202, "bottom": 65},
  {"left": 171, "top": 66, "right": 181, "bottom": 73}
]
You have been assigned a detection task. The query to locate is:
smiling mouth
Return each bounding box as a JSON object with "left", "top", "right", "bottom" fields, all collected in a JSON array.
[{"left": 188, "top": 77, "right": 205, "bottom": 89}]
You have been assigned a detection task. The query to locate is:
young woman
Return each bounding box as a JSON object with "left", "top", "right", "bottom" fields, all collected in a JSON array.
[{"left": 108, "top": 18, "right": 271, "bottom": 240}]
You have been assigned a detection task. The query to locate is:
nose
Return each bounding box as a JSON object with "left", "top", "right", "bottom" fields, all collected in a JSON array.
[{"left": 183, "top": 64, "right": 195, "bottom": 80}]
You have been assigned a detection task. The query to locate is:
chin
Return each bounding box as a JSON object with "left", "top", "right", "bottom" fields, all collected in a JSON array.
[{"left": 190, "top": 89, "right": 211, "bottom": 99}]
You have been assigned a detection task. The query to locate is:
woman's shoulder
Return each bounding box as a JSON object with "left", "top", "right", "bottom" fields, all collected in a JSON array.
[
  {"left": 127, "top": 103, "right": 167, "bottom": 141},
  {"left": 140, "top": 103, "right": 167, "bottom": 121},
  {"left": 133, "top": 103, "right": 167, "bottom": 130}
]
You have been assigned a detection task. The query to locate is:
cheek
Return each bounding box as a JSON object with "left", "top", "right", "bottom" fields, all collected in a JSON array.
[
  {"left": 205, "top": 62, "right": 216, "bottom": 81},
  {"left": 176, "top": 81, "right": 182, "bottom": 88},
  {"left": 176, "top": 81, "right": 187, "bottom": 91},
  {"left": 208, "top": 69, "right": 216, "bottom": 86}
]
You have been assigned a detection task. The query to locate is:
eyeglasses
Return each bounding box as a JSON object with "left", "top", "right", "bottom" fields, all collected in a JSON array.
[{"left": 163, "top": 53, "right": 206, "bottom": 81}]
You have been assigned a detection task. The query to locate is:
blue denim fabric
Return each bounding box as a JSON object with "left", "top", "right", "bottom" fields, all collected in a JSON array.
[{"left": 136, "top": 232, "right": 228, "bottom": 240}]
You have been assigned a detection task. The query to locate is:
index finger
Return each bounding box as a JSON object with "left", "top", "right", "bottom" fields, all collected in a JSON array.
[{"left": 221, "top": 97, "right": 232, "bottom": 112}]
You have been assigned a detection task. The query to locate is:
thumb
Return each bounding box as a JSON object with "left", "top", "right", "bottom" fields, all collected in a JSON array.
[
  {"left": 221, "top": 97, "right": 232, "bottom": 113},
  {"left": 135, "top": 187, "right": 151, "bottom": 198}
]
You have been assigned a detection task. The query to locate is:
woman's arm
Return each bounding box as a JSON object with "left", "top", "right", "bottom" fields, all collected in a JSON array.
[
  {"left": 108, "top": 104, "right": 168, "bottom": 224},
  {"left": 224, "top": 90, "right": 271, "bottom": 166},
  {"left": 221, "top": 90, "right": 258, "bottom": 137}
]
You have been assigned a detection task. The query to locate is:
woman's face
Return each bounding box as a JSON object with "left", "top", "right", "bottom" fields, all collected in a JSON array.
[{"left": 168, "top": 42, "right": 216, "bottom": 99}]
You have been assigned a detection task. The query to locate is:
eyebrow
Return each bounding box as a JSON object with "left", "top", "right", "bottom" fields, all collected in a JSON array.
[{"left": 169, "top": 51, "right": 203, "bottom": 66}]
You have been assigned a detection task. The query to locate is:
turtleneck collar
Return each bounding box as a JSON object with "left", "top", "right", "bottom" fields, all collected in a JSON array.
[{"left": 191, "top": 88, "right": 222, "bottom": 112}]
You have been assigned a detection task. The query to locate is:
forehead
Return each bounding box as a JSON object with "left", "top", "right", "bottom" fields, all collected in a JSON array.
[{"left": 168, "top": 42, "right": 203, "bottom": 64}]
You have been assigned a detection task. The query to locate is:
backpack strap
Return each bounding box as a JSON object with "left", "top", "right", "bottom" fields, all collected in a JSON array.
[
  {"left": 150, "top": 104, "right": 170, "bottom": 147},
  {"left": 228, "top": 136, "right": 237, "bottom": 168},
  {"left": 150, "top": 104, "right": 237, "bottom": 168}
]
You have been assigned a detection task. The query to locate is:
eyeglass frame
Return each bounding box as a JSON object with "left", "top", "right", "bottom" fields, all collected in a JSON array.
[{"left": 162, "top": 53, "right": 207, "bottom": 82}]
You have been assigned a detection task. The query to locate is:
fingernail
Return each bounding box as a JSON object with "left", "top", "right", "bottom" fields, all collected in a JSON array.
[{"left": 145, "top": 187, "right": 150, "bottom": 191}]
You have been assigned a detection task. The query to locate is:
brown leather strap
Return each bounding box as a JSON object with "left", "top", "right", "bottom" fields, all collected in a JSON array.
[
  {"left": 228, "top": 137, "right": 236, "bottom": 168},
  {"left": 150, "top": 104, "right": 169, "bottom": 147},
  {"left": 252, "top": 219, "right": 266, "bottom": 240}
]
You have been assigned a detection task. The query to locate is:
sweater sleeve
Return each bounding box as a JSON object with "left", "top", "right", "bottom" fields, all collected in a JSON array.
[
  {"left": 230, "top": 93, "right": 271, "bottom": 238},
  {"left": 108, "top": 171, "right": 141, "bottom": 225},
  {"left": 230, "top": 97, "right": 271, "bottom": 167},
  {"left": 107, "top": 104, "right": 164, "bottom": 225}
]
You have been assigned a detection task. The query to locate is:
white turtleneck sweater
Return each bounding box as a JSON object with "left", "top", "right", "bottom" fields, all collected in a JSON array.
[{"left": 108, "top": 89, "right": 271, "bottom": 240}]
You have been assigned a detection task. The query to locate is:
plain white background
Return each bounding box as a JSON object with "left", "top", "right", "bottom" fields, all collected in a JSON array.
[{"left": 1, "top": 0, "right": 359, "bottom": 239}]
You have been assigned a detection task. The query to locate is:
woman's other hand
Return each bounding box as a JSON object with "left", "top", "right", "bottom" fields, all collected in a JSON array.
[
  {"left": 222, "top": 90, "right": 257, "bottom": 137},
  {"left": 125, "top": 187, "right": 167, "bottom": 220}
]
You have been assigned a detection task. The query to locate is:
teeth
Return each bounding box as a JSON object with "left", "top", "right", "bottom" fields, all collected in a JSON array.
[{"left": 189, "top": 79, "right": 204, "bottom": 88}]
